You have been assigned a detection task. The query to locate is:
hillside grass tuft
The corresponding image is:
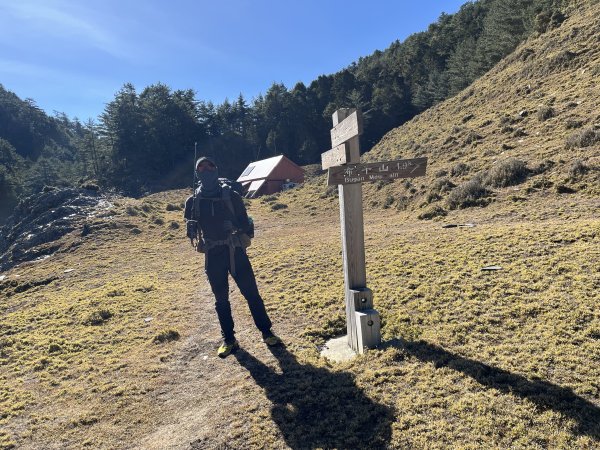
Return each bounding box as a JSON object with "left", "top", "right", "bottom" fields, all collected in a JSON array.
[
  {"left": 484, "top": 158, "right": 529, "bottom": 188},
  {"left": 566, "top": 128, "right": 600, "bottom": 148},
  {"left": 447, "top": 177, "right": 492, "bottom": 210}
]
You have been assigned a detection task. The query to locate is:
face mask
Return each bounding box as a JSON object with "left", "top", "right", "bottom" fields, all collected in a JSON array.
[{"left": 198, "top": 169, "right": 219, "bottom": 195}]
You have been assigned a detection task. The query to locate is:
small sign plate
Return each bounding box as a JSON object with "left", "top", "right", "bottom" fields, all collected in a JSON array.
[
  {"left": 321, "top": 142, "right": 351, "bottom": 170},
  {"left": 330, "top": 110, "right": 363, "bottom": 147},
  {"left": 327, "top": 157, "right": 427, "bottom": 186}
]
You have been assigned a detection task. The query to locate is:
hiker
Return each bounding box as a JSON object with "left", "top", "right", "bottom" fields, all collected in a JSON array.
[{"left": 184, "top": 156, "right": 281, "bottom": 357}]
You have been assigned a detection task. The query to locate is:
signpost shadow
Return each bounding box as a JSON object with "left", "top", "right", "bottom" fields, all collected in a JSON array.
[
  {"left": 234, "top": 346, "right": 394, "bottom": 449},
  {"left": 382, "top": 338, "right": 600, "bottom": 440}
]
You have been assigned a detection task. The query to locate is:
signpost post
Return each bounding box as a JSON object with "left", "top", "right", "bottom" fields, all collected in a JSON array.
[{"left": 322, "top": 108, "right": 427, "bottom": 354}]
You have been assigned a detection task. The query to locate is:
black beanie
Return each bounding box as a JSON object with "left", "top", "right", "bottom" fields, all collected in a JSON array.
[{"left": 195, "top": 156, "right": 217, "bottom": 170}]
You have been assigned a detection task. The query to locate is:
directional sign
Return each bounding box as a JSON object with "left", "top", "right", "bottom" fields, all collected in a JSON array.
[
  {"left": 321, "top": 142, "right": 351, "bottom": 170},
  {"left": 330, "top": 110, "right": 363, "bottom": 147},
  {"left": 327, "top": 157, "right": 427, "bottom": 186}
]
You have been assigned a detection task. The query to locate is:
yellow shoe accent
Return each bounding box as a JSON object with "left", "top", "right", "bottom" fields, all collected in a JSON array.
[{"left": 217, "top": 340, "right": 239, "bottom": 358}]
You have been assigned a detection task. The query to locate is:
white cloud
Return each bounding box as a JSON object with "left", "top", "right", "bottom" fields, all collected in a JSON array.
[
  {"left": 0, "top": 0, "right": 132, "bottom": 58},
  {"left": 0, "top": 57, "right": 114, "bottom": 91}
]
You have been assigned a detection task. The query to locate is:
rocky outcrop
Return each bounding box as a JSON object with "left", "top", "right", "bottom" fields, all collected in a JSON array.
[{"left": 0, "top": 186, "right": 111, "bottom": 271}]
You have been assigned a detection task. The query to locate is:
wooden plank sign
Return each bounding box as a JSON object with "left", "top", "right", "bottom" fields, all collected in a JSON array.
[
  {"left": 330, "top": 110, "right": 363, "bottom": 147},
  {"left": 321, "top": 142, "right": 351, "bottom": 170},
  {"left": 327, "top": 157, "right": 428, "bottom": 186}
]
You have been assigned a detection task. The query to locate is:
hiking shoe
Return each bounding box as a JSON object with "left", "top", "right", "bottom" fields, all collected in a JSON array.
[
  {"left": 262, "top": 332, "right": 282, "bottom": 346},
  {"left": 217, "top": 340, "right": 239, "bottom": 358}
]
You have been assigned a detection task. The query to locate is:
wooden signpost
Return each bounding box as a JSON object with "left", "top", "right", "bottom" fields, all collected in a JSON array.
[{"left": 322, "top": 108, "right": 428, "bottom": 354}]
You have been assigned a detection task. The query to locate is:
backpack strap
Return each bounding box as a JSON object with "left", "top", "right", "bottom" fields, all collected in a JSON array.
[{"left": 220, "top": 186, "right": 238, "bottom": 226}]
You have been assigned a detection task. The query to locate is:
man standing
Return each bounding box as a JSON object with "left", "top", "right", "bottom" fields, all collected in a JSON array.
[{"left": 184, "top": 156, "right": 281, "bottom": 357}]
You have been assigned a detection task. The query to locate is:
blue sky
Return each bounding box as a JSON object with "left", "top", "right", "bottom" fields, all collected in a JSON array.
[{"left": 0, "top": 0, "right": 466, "bottom": 121}]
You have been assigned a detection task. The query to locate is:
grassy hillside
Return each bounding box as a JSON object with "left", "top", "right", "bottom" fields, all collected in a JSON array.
[{"left": 1, "top": 1, "right": 599, "bottom": 449}]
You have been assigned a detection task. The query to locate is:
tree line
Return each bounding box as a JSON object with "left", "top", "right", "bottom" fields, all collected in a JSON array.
[{"left": 0, "top": 0, "right": 565, "bottom": 221}]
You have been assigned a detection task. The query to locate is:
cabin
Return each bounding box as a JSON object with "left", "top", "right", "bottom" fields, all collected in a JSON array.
[{"left": 237, "top": 155, "right": 304, "bottom": 198}]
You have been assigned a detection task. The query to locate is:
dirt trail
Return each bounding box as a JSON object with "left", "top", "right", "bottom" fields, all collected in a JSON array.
[
  {"left": 135, "top": 277, "right": 288, "bottom": 449},
  {"left": 132, "top": 213, "right": 321, "bottom": 450}
]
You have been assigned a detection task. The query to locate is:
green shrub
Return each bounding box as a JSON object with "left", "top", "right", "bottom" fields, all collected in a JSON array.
[
  {"left": 396, "top": 196, "right": 411, "bottom": 211},
  {"left": 418, "top": 205, "right": 447, "bottom": 220},
  {"left": 536, "top": 105, "right": 555, "bottom": 121},
  {"left": 165, "top": 203, "right": 181, "bottom": 211},
  {"left": 565, "top": 119, "right": 583, "bottom": 129},
  {"left": 375, "top": 180, "right": 393, "bottom": 190},
  {"left": 48, "top": 343, "right": 62, "bottom": 353},
  {"left": 450, "top": 163, "right": 470, "bottom": 177},
  {"left": 383, "top": 195, "right": 395, "bottom": 209},
  {"left": 261, "top": 195, "right": 278, "bottom": 203},
  {"left": 531, "top": 159, "right": 555, "bottom": 175},
  {"left": 566, "top": 128, "right": 600, "bottom": 148},
  {"left": 464, "top": 131, "right": 482, "bottom": 144},
  {"left": 568, "top": 159, "right": 589, "bottom": 179},
  {"left": 271, "top": 203, "right": 288, "bottom": 211},
  {"left": 447, "top": 177, "right": 492, "bottom": 210},
  {"left": 431, "top": 178, "right": 456, "bottom": 194},
  {"left": 86, "top": 310, "right": 112, "bottom": 326},
  {"left": 125, "top": 205, "right": 138, "bottom": 216},
  {"left": 512, "top": 128, "right": 527, "bottom": 138},
  {"left": 484, "top": 158, "right": 529, "bottom": 187},
  {"left": 106, "top": 289, "right": 125, "bottom": 297},
  {"left": 426, "top": 178, "right": 456, "bottom": 203}
]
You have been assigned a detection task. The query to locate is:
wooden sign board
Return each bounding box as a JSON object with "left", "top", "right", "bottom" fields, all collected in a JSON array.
[
  {"left": 330, "top": 110, "right": 363, "bottom": 147},
  {"left": 321, "top": 142, "right": 351, "bottom": 170},
  {"left": 327, "top": 157, "right": 427, "bottom": 186}
]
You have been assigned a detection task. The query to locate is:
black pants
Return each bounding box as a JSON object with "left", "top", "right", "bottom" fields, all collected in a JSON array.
[{"left": 205, "top": 246, "right": 272, "bottom": 342}]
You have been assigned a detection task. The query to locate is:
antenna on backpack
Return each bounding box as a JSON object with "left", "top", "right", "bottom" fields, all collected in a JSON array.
[{"left": 193, "top": 141, "right": 197, "bottom": 192}]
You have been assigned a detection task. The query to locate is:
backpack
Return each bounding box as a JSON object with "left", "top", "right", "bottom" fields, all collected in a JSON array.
[
  {"left": 187, "top": 182, "right": 254, "bottom": 242},
  {"left": 219, "top": 185, "right": 254, "bottom": 239},
  {"left": 218, "top": 178, "right": 244, "bottom": 196}
]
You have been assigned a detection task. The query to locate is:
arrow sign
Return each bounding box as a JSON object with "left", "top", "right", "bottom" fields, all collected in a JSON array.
[
  {"left": 321, "top": 142, "right": 351, "bottom": 170},
  {"left": 327, "top": 157, "right": 427, "bottom": 186},
  {"left": 330, "top": 110, "right": 363, "bottom": 147}
]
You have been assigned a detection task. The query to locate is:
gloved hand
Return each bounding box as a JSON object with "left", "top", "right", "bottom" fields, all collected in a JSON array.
[
  {"left": 186, "top": 220, "right": 198, "bottom": 239},
  {"left": 223, "top": 220, "right": 234, "bottom": 232}
]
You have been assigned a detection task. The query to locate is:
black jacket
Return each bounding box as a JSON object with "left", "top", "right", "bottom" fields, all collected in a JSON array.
[{"left": 184, "top": 187, "right": 251, "bottom": 242}]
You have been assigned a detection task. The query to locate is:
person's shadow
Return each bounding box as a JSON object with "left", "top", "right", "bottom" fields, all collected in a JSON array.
[
  {"left": 234, "top": 345, "right": 393, "bottom": 449},
  {"left": 385, "top": 338, "right": 600, "bottom": 441}
]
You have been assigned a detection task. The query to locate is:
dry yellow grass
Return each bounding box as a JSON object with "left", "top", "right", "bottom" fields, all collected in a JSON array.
[{"left": 1, "top": 2, "right": 599, "bottom": 449}]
